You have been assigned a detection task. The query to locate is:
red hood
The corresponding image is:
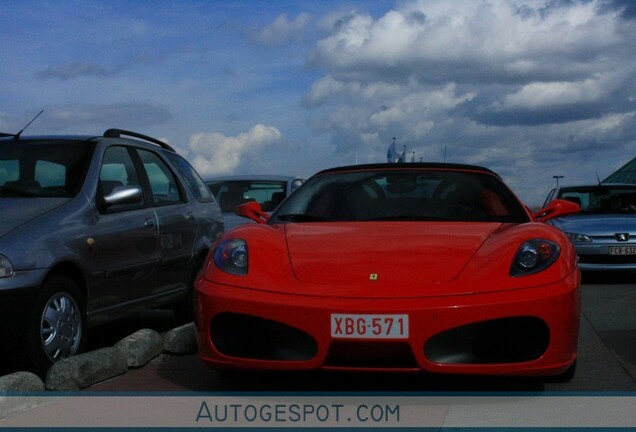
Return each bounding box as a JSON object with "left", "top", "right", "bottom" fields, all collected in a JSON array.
[{"left": 284, "top": 222, "right": 503, "bottom": 290}]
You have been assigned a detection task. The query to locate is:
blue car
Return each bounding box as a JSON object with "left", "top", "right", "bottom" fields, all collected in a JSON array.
[{"left": 543, "top": 184, "right": 636, "bottom": 271}]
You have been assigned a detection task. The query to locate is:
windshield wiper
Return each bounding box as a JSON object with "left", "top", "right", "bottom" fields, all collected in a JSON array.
[{"left": 276, "top": 213, "right": 327, "bottom": 222}]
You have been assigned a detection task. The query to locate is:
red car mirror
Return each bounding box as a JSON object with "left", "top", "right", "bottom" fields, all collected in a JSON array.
[
  {"left": 236, "top": 201, "right": 270, "bottom": 224},
  {"left": 533, "top": 199, "right": 580, "bottom": 223}
]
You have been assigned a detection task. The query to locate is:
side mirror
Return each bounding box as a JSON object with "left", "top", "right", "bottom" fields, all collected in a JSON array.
[
  {"left": 236, "top": 201, "right": 270, "bottom": 224},
  {"left": 104, "top": 185, "right": 143, "bottom": 207},
  {"left": 532, "top": 199, "right": 580, "bottom": 223}
]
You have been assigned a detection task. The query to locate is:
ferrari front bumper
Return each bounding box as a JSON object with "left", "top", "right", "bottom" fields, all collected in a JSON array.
[{"left": 195, "top": 270, "right": 580, "bottom": 378}]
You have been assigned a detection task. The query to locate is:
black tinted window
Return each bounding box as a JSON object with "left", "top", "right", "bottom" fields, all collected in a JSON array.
[
  {"left": 272, "top": 169, "right": 528, "bottom": 223},
  {"left": 0, "top": 139, "right": 93, "bottom": 197}
]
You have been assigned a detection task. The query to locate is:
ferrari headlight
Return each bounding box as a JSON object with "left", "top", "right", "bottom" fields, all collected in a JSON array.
[
  {"left": 510, "top": 239, "right": 560, "bottom": 277},
  {"left": 565, "top": 232, "right": 592, "bottom": 243},
  {"left": 0, "top": 254, "right": 14, "bottom": 278},
  {"left": 213, "top": 239, "right": 248, "bottom": 276}
]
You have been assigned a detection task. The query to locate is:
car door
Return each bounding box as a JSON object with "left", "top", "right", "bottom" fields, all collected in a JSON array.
[
  {"left": 136, "top": 148, "right": 196, "bottom": 295},
  {"left": 91, "top": 145, "right": 160, "bottom": 311}
]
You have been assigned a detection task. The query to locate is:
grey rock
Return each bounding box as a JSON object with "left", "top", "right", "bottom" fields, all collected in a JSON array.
[
  {"left": 0, "top": 371, "right": 45, "bottom": 392},
  {"left": 45, "top": 347, "right": 128, "bottom": 391},
  {"left": 163, "top": 322, "right": 198, "bottom": 354},
  {"left": 114, "top": 328, "right": 163, "bottom": 367}
]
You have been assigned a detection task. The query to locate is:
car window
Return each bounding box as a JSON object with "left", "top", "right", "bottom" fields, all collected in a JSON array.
[
  {"left": 212, "top": 180, "right": 287, "bottom": 212},
  {"left": 272, "top": 169, "right": 528, "bottom": 223},
  {"left": 99, "top": 145, "right": 145, "bottom": 211},
  {"left": 164, "top": 152, "right": 215, "bottom": 203},
  {"left": 0, "top": 140, "right": 93, "bottom": 197},
  {"left": 558, "top": 186, "right": 636, "bottom": 213},
  {"left": 137, "top": 149, "right": 183, "bottom": 205},
  {"left": 0, "top": 159, "right": 19, "bottom": 183}
]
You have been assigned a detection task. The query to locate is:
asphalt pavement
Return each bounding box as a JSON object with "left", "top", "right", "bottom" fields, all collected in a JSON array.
[{"left": 83, "top": 272, "right": 636, "bottom": 393}]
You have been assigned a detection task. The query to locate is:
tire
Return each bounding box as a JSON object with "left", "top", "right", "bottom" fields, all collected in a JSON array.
[{"left": 26, "top": 275, "right": 86, "bottom": 376}]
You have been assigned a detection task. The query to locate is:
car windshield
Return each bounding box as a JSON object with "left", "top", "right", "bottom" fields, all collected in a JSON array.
[
  {"left": 558, "top": 185, "right": 636, "bottom": 214},
  {"left": 271, "top": 168, "right": 529, "bottom": 223},
  {"left": 208, "top": 180, "right": 287, "bottom": 212},
  {"left": 0, "top": 139, "right": 93, "bottom": 198}
]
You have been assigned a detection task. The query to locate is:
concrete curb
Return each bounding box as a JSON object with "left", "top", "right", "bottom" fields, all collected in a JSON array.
[
  {"left": 163, "top": 322, "right": 198, "bottom": 354},
  {"left": 0, "top": 371, "right": 45, "bottom": 392},
  {"left": 0, "top": 321, "right": 197, "bottom": 393},
  {"left": 46, "top": 347, "right": 128, "bottom": 391},
  {"left": 115, "top": 329, "right": 164, "bottom": 368}
]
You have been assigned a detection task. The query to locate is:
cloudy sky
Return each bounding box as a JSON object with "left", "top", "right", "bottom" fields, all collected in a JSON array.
[{"left": 2, "top": 0, "right": 636, "bottom": 206}]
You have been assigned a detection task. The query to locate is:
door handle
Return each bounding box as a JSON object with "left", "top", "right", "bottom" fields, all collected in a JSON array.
[
  {"left": 186, "top": 212, "right": 195, "bottom": 222},
  {"left": 144, "top": 219, "right": 155, "bottom": 229}
]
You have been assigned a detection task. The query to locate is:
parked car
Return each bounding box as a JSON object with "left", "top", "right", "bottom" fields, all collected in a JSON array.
[
  {"left": 195, "top": 163, "right": 581, "bottom": 381},
  {"left": 542, "top": 183, "right": 636, "bottom": 271},
  {"left": 205, "top": 175, "right": 304, "bottom": 229},
  {"left": 0, "top": 128, "right": 223, "bottom": 375}
]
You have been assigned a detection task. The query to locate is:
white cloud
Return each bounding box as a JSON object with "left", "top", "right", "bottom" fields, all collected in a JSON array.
[
  {"left": 310, "top": 0, "right": 626, "bottom": 84},
  {"left": 188, "top": 124, "right": 283, "bottom": 177},
  {"left": 503, "top": 73, "right": 625, "bottom": 109},
  {"left": 255, "top": 13, "right": 311, "bottom": 47},
  {"left": 303, "top": 0, "right": 636, "bottom": 204}
]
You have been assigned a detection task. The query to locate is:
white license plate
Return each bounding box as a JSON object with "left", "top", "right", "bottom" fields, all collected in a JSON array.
[
  {"left": 609, "top": 246, "right": 636, "bottom": 255},
  {"left": 330, "top": 314, "right": 409, "bottom": 339}
]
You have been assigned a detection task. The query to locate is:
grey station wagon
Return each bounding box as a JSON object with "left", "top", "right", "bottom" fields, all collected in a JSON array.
[{"left": 0, "top": 129, "right": 223, "bottom": 374}]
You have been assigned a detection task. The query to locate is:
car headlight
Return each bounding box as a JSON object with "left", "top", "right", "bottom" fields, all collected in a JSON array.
[
  {"left": 213, "top": 239, "right": 248, "bottom": 276},
  {"left": 0, "top": 254, "right": 14, "bottom": 278},
  {"left": 565, "top": 232, "right": 592, "bottom": 243},
  {"left": 510, "top": 239, "right": 560, "bottom": 277}
]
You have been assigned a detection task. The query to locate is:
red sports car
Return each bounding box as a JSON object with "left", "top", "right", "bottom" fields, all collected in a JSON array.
[{"left": 195, "top": 163, "right": 581, "bottom": 380}]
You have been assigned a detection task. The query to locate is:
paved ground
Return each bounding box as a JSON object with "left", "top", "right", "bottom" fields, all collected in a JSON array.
[{"left": 85, "top": 273, "right": 636, "bottom": 392}]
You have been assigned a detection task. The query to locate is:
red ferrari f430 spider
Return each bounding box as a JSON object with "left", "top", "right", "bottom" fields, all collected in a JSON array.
[{"left": 195, "top": 163, "right": 581, "bottom": 380}]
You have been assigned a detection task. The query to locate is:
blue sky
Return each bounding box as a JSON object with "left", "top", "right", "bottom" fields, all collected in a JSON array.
[{"left": 2, "top": 0, "right": 636, "bottom": 205}]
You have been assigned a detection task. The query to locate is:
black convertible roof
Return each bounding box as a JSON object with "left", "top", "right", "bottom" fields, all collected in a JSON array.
[{"left": 315, "top": 163, "right": 500, "bottom": 178}]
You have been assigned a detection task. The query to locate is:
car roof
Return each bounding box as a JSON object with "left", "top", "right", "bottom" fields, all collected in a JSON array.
[
  {"left": 315, "top": 162, "right": 500, "bottom": 177},
  {"left": 0, "top": 129, "right": 176, "bottom": 153},
  {"left": 204, "top": 175, "right": 301, "bottom": 182},
  {"left": 0, "top": 134, "right": 99, "bottom": 142}
]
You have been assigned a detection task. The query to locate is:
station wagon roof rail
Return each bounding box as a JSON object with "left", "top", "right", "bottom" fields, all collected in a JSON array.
[{"left": 103, "top": 128, "right": 175, "bottom": 152}]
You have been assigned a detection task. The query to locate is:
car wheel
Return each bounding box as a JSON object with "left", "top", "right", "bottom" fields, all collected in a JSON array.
[{"left": 26, "top": 275, "right": 86, "bottom": 376}]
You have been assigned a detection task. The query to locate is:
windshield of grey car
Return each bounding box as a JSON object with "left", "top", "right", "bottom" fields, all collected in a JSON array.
[
  {"left": 559, "top": 186, "right": 636, "bottom": 214},
  {"left": 271, "top": 169, "right": 529, "bottom": 223},
  {"left": 0, "top": 140, "right": 93, "bottom": 198}
]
